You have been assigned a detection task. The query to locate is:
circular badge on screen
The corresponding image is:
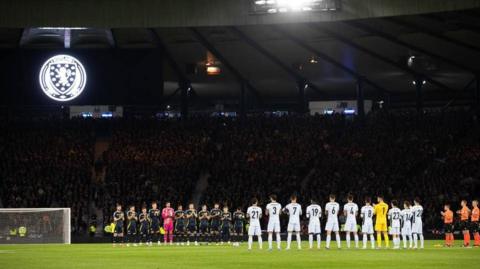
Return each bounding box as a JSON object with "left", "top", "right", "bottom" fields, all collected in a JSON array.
[{"left": 39, "top": 55, "right": 87, "bottom": 102}]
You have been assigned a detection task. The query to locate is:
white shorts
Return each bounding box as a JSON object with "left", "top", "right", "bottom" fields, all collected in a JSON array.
[
  {"left": 412, "top": 222, "right": 423, "bottom": 234},
  {"left": 287, "top": 223, "right": 301, "bottom": 232},
  {"left": 361, "top": 222, "right": 374, "bottom": 234},
  {"left": 390, "top": 227, "right": 401, "bottom": 235},
  {"left": 401, "top": 223, "right": 412, "bottom": 236},
  {"left": 248, "top": 225, "right": 262, "bottom": 236},
  {"left": 325, "top": 220, "right": 339, "bottom": 232},
  {"left": 344, "top": 220, "right": 358, "bottom": 232},
  {"left": 308, "top": 223, "right": 321, "bottom": 234},
  {"left": 267, "top": 221, "right": 281, "bottom": 233}
]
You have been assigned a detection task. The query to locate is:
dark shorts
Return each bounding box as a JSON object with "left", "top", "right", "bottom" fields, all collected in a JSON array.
[
  {"left": 139, "top": 223, "right": 149, "bottom": 235},
  {"left": 234, "top": 225, "right": 243, "bottom": 235},
  {"left": 211, "top": 221, "right": 221, "bottom": 232},
  {"left": 176, "top": 224, "right": 185, "bottom": 233},
  {"left": 459, "top": 221, "right": 470, "bottom": 231},
  {"left": 444, "top": 223, "right": 454, "bottom": 233},
  {"left": 187, "top": 222, "right": 197, "bottom": 233},
  {"left": 151, "top": 222, "right": 160, "bottom": 233},
  {"left": 199, "top": 222, "right": 209, "bottom": 234},
  {"left": 221, "top": 225, "right": 230, "bottom": 235},
  {"left": 114, "top": 223, "right": 124, "bottom": 234},
  {"left": 127, "top": 222, "right": 137, "bottom": 235},
  {"left": 471, "top": 221, "right": 479, "bottom": 233}
]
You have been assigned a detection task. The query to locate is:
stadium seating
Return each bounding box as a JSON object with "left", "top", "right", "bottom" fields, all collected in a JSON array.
[{"left": 1, "top": 109, "right": 479, "bottom": 234}]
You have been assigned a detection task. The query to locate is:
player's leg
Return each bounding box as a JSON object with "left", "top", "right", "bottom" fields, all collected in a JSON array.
[
  {"left": 383, "top": 231, "right": 389, "bottom": 248},
  {"left": 473, "top": 223, "right": 480, "bottom": 246},
  {"left": 316, "top": 233, "right": 321, "bottom": 249},
  {"left": 362, "top": 232, "right": 367, "bottom": 249},
  {"left": 353, "top": 228, "right": 359, "bottom": 248},
  {"left": 334, "top": 222, "right": 341, "bottom": 248},
  {"left": 308, "top": 233, "right": 313, "bottom": 249},
  {"left": 346, "top": 231, "right": 351, "bottom": 248},
  {"left": 276, "top": 232, "right": 281, "bottom": 249},
  {"left": 256, "top": 227, "right": 263, "bottom": 249},
  {"left": 295, "top": 224, "right": 302, "bottom": 250},
  {"left": 247, "top": 225, "right": 254, "bottom": 250},
  {"left": 268, "top": 232, "right": 273, "bottom": 250},
  {"left": 286, "top": 223, "right": 292, "bottom": 250}
]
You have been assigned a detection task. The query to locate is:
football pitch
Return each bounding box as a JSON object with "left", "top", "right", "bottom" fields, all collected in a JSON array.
[{"left": 0, "top": 241, "right": 478, "bottom": 269}]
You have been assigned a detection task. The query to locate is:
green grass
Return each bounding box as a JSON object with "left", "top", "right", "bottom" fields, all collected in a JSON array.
[{"left": 0, "top": 241, "right": 478, "bottom": 269}]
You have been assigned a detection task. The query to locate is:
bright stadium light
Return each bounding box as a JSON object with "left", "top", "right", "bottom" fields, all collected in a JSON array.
[
  {"left": 251, "top": 0, "right": 339, "bottom": 14},
  {"left": 39, "top": 55, "right": 87, "bottom": 102}
]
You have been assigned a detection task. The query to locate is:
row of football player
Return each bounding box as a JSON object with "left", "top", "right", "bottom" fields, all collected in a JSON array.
[
  {"left": 440, "top": 200, "right": 480, "bottom": 247},
  {"left": 111, "top": 194, "right": 424, "bottom": 250}
]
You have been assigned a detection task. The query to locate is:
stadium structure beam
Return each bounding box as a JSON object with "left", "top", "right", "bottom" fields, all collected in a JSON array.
[
  {"left": 386, "top": 17, "right": 480, "bottom": 53},
  {"left": 423, "top": 14, "right": 480, "bottom": 35},
  {"left": 189, "top": 27, "right": 264, "bottom": 105},
  {"left": 240, "top": 80, "right": 246, "bottom": 120},
  {"left": 345, "top": 21, "right": 478, "bottom": 75},
  {"left": 357, "top": 77, "right": 365, "bottom": 120},
  {"left": 106, "top": 29, "right": 117, "bottom": 48},
  {"left": 229, "top": 26, "right": 327, "bottom": 101},
  {"left": 272, "top": 25, "right": 391, "bottom": 95},
  {"left": 476, "top": 75, "right": 480, "bottom": 116},
  {"left": 149, "top": 28, "right": 191, "bottom": 118},
  {"left": 415, "top": 76, "right": 424, "bottom": 113},
  {"left": 312, "top": 24, "right": 457, "bottom": 93}
]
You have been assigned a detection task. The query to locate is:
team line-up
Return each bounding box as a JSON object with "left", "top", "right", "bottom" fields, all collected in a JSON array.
[{"left": 111, "top": 194, "right": 480, "bottom": 250}]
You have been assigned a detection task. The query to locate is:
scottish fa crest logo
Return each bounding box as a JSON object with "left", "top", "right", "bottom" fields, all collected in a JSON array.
[{"left": 39, "top": 55, "right": 87, "bottom": 101}]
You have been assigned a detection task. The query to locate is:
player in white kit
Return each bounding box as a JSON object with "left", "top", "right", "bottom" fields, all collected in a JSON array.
[
  {"left": 283, "top": 195, "right": 302, "bottom": 250},
  {"left": 388, "top": 200, "right": 402, "bottom": 249},
  {"left": 360, "top": 197, "right": 375, "bottom": 249},
  {"left": 306, "top": 198, "right": 322, "bottom": 249},
  {"left": 246, "top": 198, "right": 263, "bottom": 250},
  {"left": 343, "top": 194, "right": 359, "bottom": 248},
  {"left": 401, "top": 201, "right": 413, "bottom": 249},
  {"left": 411, "top": 198, "right": 424, "bottom": 249},
  {"left": 265, "top": 194, "right": 282, "bottom": 250},
  {"left": 325, "top": 194, "right": 341, "bottom": 249}
]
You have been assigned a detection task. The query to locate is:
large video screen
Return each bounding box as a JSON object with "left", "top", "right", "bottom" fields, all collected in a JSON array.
[{"left": 0, "top": 49, "right": 164, "bottom": 105}]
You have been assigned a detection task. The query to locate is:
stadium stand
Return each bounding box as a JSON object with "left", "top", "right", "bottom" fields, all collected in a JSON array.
[{"left": 0, "top": 109, "right": 479, "bottom": 235}]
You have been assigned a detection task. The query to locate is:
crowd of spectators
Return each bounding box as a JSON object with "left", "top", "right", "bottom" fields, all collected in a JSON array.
[
  {"left": 0, "top": 119, "right": 94, "bottom": 233},
  {"left": 0, "top": 109, "right": 479, "bottom": 234}
]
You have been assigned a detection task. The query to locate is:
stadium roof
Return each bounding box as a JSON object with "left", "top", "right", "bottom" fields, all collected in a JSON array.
[{"left": 0, "top": 1, "right": 480, "bottom": 106}]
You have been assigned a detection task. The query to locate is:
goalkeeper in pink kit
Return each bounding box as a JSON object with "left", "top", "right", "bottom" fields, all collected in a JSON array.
[{"left": 162, "top": 202, "right": 175, "bottom": 244}]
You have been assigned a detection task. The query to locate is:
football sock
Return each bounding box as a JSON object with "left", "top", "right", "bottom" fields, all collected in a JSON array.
[
  {"left": 336, "top": 233, "right": 341, "bottom": 248},
  {"left": 268, "top": 233, "right": 273, "bottom": 249},
  {"left": 317, "top": 234, "right": 321, "bottom": 248},
  {"left": 287, "top": 232, "right": 292, "bottom": 249},
  {"left": 354, "top": 234, "right": 359, "bottom": 248},
  {"left": 296, "top": 232, "right": 301, "bottom": 249},
  {"left": 309, "top": 234, "right": 313, "bottom": 249},
  {"left": 276, "top": 233, "right": 281, "bottom": 249},
  {"left": 326, "top": 234, "right": 331, "bottom": 248},
  {"left": 346, "top": 233, "right": 351, "bottom": 248}
]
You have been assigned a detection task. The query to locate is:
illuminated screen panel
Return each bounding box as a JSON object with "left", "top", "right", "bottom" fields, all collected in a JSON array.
[{"left": 251, "top": 0, "right": 341, "bottom": 14}]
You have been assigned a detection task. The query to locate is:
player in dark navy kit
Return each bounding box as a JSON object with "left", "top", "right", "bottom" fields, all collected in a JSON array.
[
  {"left": 149, "top": 201, "right": 162, "bottom": 246},
  {"left": 185, "top": 203, "right": 198, "bottom": 246},
  {"left": 138, "top": 206, "right": 150, "bottom": 246},
  {"left": 113, "top": 204, "right": 125, "bottom": 247},
  {"left": 198, "top": 205, "right": 211, "bottom": 244},
  {"left": 126, "top": 205, "right": 138, "bottom": 247},
  {"left": 220, "top": 205, "right": 232, "bottom": 245},
  {"left": 174, "top": 205, "right": 186, "bottom": 245},
  {"left": 210, "top": 203, "right": 222, "bottom": 245},
  {"left": 232, "top": 207, "right": 245, "bottom": 247}
]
